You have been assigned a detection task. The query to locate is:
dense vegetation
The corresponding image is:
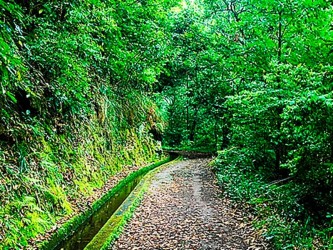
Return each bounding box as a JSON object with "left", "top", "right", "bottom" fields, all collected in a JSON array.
[
  {"left": 159, "top": 0, "right": 333, "bottom": 248},
  {"left": 2, "top": 0, "right": 333, "bottom": 249},
  {"left": 0, "top": 0, "right": 177, "bottom": 248}
]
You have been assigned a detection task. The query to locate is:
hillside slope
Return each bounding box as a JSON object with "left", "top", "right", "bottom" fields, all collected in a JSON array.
[{"left": 0, "top": 0, "right": 177, "bottom": 248}]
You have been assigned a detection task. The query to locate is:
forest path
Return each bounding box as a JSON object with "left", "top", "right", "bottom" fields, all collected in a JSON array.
[{"left": 112, "top": 159, "right": 269, "bottom": 249}]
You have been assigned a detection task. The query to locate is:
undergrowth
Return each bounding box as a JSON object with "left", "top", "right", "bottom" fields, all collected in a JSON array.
[
  {"left": 0, "top": 113, "right": 162, "bottom": 249},
  {"left": 0, "top": 0, "right": 174, "bottom": 248},
  {"left": 214, "top": 148, "right": 333, "bottom": 249}
]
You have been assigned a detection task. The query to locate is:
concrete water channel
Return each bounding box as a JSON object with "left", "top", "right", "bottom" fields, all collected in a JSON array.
[
  {"left": 43, "top": 152, "right": 214, "bottom": 250},
  {"left": 55, "top": 177, "right": 141, "bottom": 249},
  {"left": 43, "top": 156, "right": 177, "bottom": 250}
]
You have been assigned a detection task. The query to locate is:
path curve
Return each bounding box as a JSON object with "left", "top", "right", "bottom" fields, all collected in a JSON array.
[{"left": 112, "top": 159, "right": 269, "bottom": 249}]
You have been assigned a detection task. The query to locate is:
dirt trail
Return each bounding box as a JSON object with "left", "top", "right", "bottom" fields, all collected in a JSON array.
[{"left": 112, "top": 159, "right": 270, "bottom": 249}]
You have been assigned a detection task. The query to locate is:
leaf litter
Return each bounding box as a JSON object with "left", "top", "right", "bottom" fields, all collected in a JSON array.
[{"left": 112, "top": 159, "right": 271, "bottom": 250}]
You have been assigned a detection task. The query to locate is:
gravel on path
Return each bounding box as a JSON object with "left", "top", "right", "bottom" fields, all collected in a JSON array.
[{"left": 112, "top": 159, "right": 270, "bottom": 250}]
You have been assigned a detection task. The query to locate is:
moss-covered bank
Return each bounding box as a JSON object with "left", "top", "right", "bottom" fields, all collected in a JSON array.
[
  {"left": 1, "top": 109, "right": 163, "bottom": 249},
  {"left": 0, "top": 0, "right": 176, "bottom": 248},
  {"left": 39, "top": 156, "right": 174, "bottom": 250}
]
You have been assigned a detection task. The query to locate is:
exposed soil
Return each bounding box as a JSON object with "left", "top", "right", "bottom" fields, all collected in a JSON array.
[{"left": 112, "top": 159, "right": 270, "bottom": 250}]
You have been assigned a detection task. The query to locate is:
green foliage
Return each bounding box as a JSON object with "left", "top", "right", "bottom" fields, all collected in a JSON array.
[
  {"left": 214, "top": 148, "right": 333, "bottom": 248},
  {"left": 3, "top": 0, "right": 333, "bottom": 248},
  {"left": 0, "top": 0, "right": 177, "bottom": 248},
  {"left": 155, "top": 0, "right": 333, "bottom": 248}
]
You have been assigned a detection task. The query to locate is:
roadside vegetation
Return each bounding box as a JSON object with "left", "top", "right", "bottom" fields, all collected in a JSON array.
[
  {"left": 0, "top": 0, "right": 177, "bottom": 248},
  {"left": 2, "top": 0, "right": 333, "bottom": 249},
  {"left": 159, "top": 0, "right": 333, "bottom": 248}
]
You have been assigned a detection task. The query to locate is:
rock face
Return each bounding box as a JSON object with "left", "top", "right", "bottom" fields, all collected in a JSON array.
[{"left": 112, "top": 159, "right": 270, "bottom": 250}]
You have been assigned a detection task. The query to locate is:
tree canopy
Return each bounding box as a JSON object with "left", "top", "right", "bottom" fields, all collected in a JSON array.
[
  {"left": 2, "top": 0, "right": 333, "bottom": 248},
  {"left": 158, "top": 0, "right": 333, "bottom": 248}
]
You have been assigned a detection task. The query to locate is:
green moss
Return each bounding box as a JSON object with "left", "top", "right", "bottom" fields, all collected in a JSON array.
[
  {"left": 84, "top": 181, "right": 146, "bottom": 250},
  {"left": 38, "top": 157, "right": 172, "bottom": 250},
  {"left": 1, "top": 117, "right": 162, "bottom": 250},
  {"left": 85, "top": 157, "right": 182, "bottom": 250}
]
